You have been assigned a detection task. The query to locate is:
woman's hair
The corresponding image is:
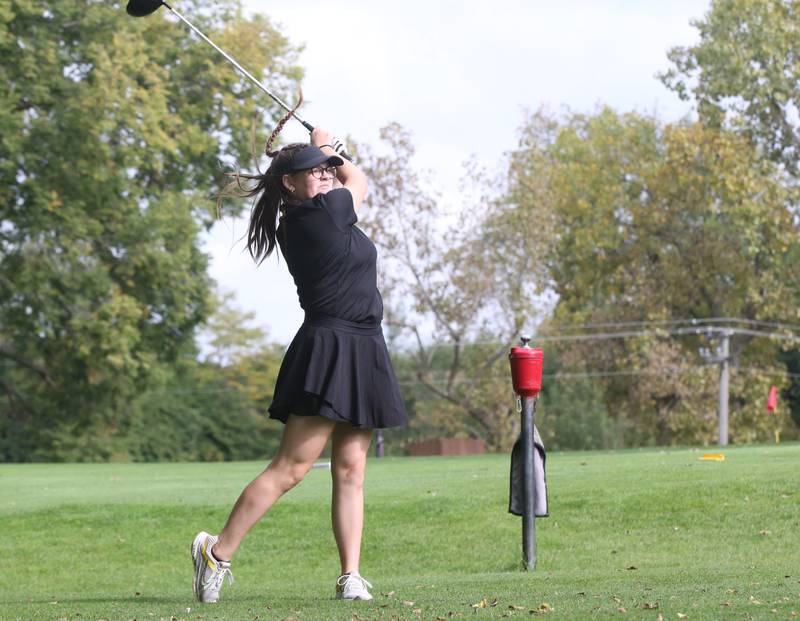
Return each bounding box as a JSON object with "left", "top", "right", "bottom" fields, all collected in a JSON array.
[{"left": 219, "top": 92, "right": 305, "bottom": 264}]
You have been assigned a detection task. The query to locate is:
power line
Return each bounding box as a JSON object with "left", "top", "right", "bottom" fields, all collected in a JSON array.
[
  {"left": 740, "top": 366, "right": 800, "bottom": 380},
  {"left": 542, "top": 317, "right": 800, "bottom": 333},
  {"left": 396, "top": 323, "right": 800, "bottom": 351}
]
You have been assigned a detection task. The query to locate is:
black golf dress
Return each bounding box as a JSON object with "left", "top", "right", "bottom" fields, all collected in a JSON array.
[{"left": 268, "top": 187, "right": 408, "bottom": 429}]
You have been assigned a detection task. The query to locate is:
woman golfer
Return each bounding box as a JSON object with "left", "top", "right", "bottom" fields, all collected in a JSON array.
[{"left": 190, "top": 123, "right": 408, "bottom": 603}]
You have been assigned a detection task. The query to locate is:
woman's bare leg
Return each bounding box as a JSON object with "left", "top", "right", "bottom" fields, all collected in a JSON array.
[
  {"left": 330, "top": 423, "right": 373, "bottom": 574},
  {"left": 213, "top": 414, "right": 336, "bottom": 560}
]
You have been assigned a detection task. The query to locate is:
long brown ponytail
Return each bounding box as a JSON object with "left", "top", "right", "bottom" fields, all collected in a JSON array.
[{"left": 219, "top": 91, "right": 305, "bottom": 264}]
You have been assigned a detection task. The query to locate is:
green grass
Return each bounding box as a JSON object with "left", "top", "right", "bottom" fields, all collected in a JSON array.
[{"left": 1, "top": 445, "right": 799, "bottom": 620}]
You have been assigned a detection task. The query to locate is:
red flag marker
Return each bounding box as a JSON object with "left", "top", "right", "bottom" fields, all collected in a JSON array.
[{"left": 766, "top": 385, "right": 778, "bottom": 413}]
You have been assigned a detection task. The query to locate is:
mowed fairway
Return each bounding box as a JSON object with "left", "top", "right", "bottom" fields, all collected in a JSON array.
[{"left": 2, "top": 444, "right": 799, "bottom": 620}]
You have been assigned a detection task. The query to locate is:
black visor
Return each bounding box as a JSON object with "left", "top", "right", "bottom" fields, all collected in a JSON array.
[{"left": 285, "top": 145, "right": 344, "bottom": 173}]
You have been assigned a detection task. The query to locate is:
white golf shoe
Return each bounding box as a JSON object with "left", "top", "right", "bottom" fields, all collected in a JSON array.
[
  {"left": 335, "top": 571, "right": 373, "bottom": 600},
  {"left": 191, "top": 531, "right": 234, "bottom": 603}
]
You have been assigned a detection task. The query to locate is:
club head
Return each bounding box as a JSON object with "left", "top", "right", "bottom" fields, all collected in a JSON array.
[{"left": 126, "top": 0, "right": 165, "bottom": 17}]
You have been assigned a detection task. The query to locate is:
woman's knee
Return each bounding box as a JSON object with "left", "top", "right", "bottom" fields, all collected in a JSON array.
[
  {"left": 269, "top": 459, "right": 313, "bottom": 492},
  {"left": 332, "top": 460, "right": 366, "bottom": 489}
]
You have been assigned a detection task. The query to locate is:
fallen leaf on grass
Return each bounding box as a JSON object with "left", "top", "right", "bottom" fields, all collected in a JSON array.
[
  {"left": 508, "top": 605, "right": 525, "bottom": 611},
  {"left": 655, "top": 615, "right": 663, "bottom": 621},
  {"left": 642, "top": 602, "right": 659, "bottom": 609},
  {"left": 471, "top": 598, "right": 488, "bottom": 609},
  {"left": 413, "top": 609, "right": 422, "bottom": 615},
  {"left": 726, "top": 588, "right": 738, "bottom": 594},
  {"left": 626, "top": 566, "right": 638, "bottom": 571},
  {"left": 721, "top": 602, "right": 731, "bottom": 607},
  {"left": 677, "top": 614, "right": 687, "bottom": 619},
  {"left": 618, "top": 607, "right": 627, "bottom": 613},
  {"left": 759, "top": 530, "right": 772, "bottom": 536},
  {"left": 403, "top": 600, "right": 416, "bottom": 606},
  {"left": 750, "top": 596, "right": 763, "bottom": 605},
  {"left": 491, "top": 598, "right": 498, "bottom": 607}
]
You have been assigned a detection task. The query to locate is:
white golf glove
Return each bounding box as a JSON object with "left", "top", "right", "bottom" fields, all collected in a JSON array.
[{"left": 330, "top": 136, "right": 347, "bottom": 156}]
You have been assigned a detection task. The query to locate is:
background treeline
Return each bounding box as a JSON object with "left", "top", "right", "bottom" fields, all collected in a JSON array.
[{"left": 2, "top": 0, "right": 799, "bottom": 461}]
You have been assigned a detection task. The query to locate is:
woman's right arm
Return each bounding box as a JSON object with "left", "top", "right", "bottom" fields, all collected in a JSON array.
[{"left": 311, "top": 128, "right": 368, "bottom": 210}]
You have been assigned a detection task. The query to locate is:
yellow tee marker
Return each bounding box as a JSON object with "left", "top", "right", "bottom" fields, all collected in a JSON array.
[{"left": 700, "top": 453, "right": 725, "bottom": 461}]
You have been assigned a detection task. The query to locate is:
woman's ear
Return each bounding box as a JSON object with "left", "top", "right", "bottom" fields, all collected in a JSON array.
[{"left": 282, "top": 174, "right": 295, "bottom": 194}]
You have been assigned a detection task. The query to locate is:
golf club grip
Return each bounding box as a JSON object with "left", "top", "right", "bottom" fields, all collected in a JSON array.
[{"left": 301, "top": 120, "right": 352, "bottom": 161}]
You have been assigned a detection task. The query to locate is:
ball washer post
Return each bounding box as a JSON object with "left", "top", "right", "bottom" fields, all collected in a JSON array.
[{"left": 509, "top": 335, "right": 544, "bottom": 570}]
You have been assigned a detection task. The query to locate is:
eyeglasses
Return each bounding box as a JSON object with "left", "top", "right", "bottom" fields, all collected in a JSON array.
[{"left": 307, "top": 165, "right": 337, "bottom": 180}]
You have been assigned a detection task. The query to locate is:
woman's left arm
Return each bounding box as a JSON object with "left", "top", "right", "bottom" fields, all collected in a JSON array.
[{"left": 311, "top": 128, "right": 368, "bottom": 210}]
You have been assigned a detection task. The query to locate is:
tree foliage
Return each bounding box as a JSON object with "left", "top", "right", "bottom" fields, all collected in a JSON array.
[
  {"left": 352, "top": 125, "right": 549, "bottom": 450},
  {"left": 507, "top": 107, "right": 800, "bottom": 444},
  {"left": 660, "top": 0, "right": 800, "bottom": 433},
  {"left": 659, "top": 0, "right": 800, "bottom": 175},
  {"left": 0, "top": 0, "right": 301, "bottom": 460}
]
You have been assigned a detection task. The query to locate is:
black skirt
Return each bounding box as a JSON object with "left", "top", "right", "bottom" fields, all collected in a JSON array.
[{"left": 268, "top": 314, "right": 409, "bottom": 429}]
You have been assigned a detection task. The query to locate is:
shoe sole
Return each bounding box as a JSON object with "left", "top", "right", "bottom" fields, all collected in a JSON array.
[{"left": 336, "top": 593, "right": 373, "bottom": 601}]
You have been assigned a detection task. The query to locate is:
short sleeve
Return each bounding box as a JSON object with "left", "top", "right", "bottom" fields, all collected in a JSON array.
[{"left": 315, "top": 188, "right": 357, "bottom": 231}]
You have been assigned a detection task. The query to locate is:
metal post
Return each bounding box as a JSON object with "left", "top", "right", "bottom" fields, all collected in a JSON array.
[
  {"left": 521, "top": 396, "right": 537, "bottom": 570},
  {"left": 699, "top": 329, "right": 732, "bottom": 447},
  {"left": 718, "top": 332, "right": 730, "bottom": 446},
  {"left": 374, "top": 429, "right": 385, "bottom": 458}
]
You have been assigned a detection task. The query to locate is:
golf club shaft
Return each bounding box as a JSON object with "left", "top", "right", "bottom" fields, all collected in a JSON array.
[{"left": 163, "top": 1, "right": 314, "bottom": 132}]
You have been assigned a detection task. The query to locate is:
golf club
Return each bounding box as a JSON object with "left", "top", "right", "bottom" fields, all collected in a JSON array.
[{"left": 126, "top": 0, "right": 352, "bottom": 160}]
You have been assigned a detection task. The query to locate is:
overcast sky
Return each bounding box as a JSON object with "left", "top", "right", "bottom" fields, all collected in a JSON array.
[{"left": 200, "top": 0, "right": 710, "bottom": 345}]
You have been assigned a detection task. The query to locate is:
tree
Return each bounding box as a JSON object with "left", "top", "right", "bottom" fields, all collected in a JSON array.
[
  {"left": 535, "top": 347, "right": 624, "bottom": 451},
  {"left": 352, "top": 125, "right": 549, "bottom": 450},
  {"left": 0, "top": 0, "right": 302, "bottom": 460},
  {"left": 659, "top": 0, "right": 800, "bottom": 176},
  {"left": 505, "top": 107, "right": 800, "bottom": 444},
  {"left": 660, "top": 0, "right": 800, "bottom": 426},
  {"left": 203, "top": 290, "right": 271, "bottom": 366}
]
